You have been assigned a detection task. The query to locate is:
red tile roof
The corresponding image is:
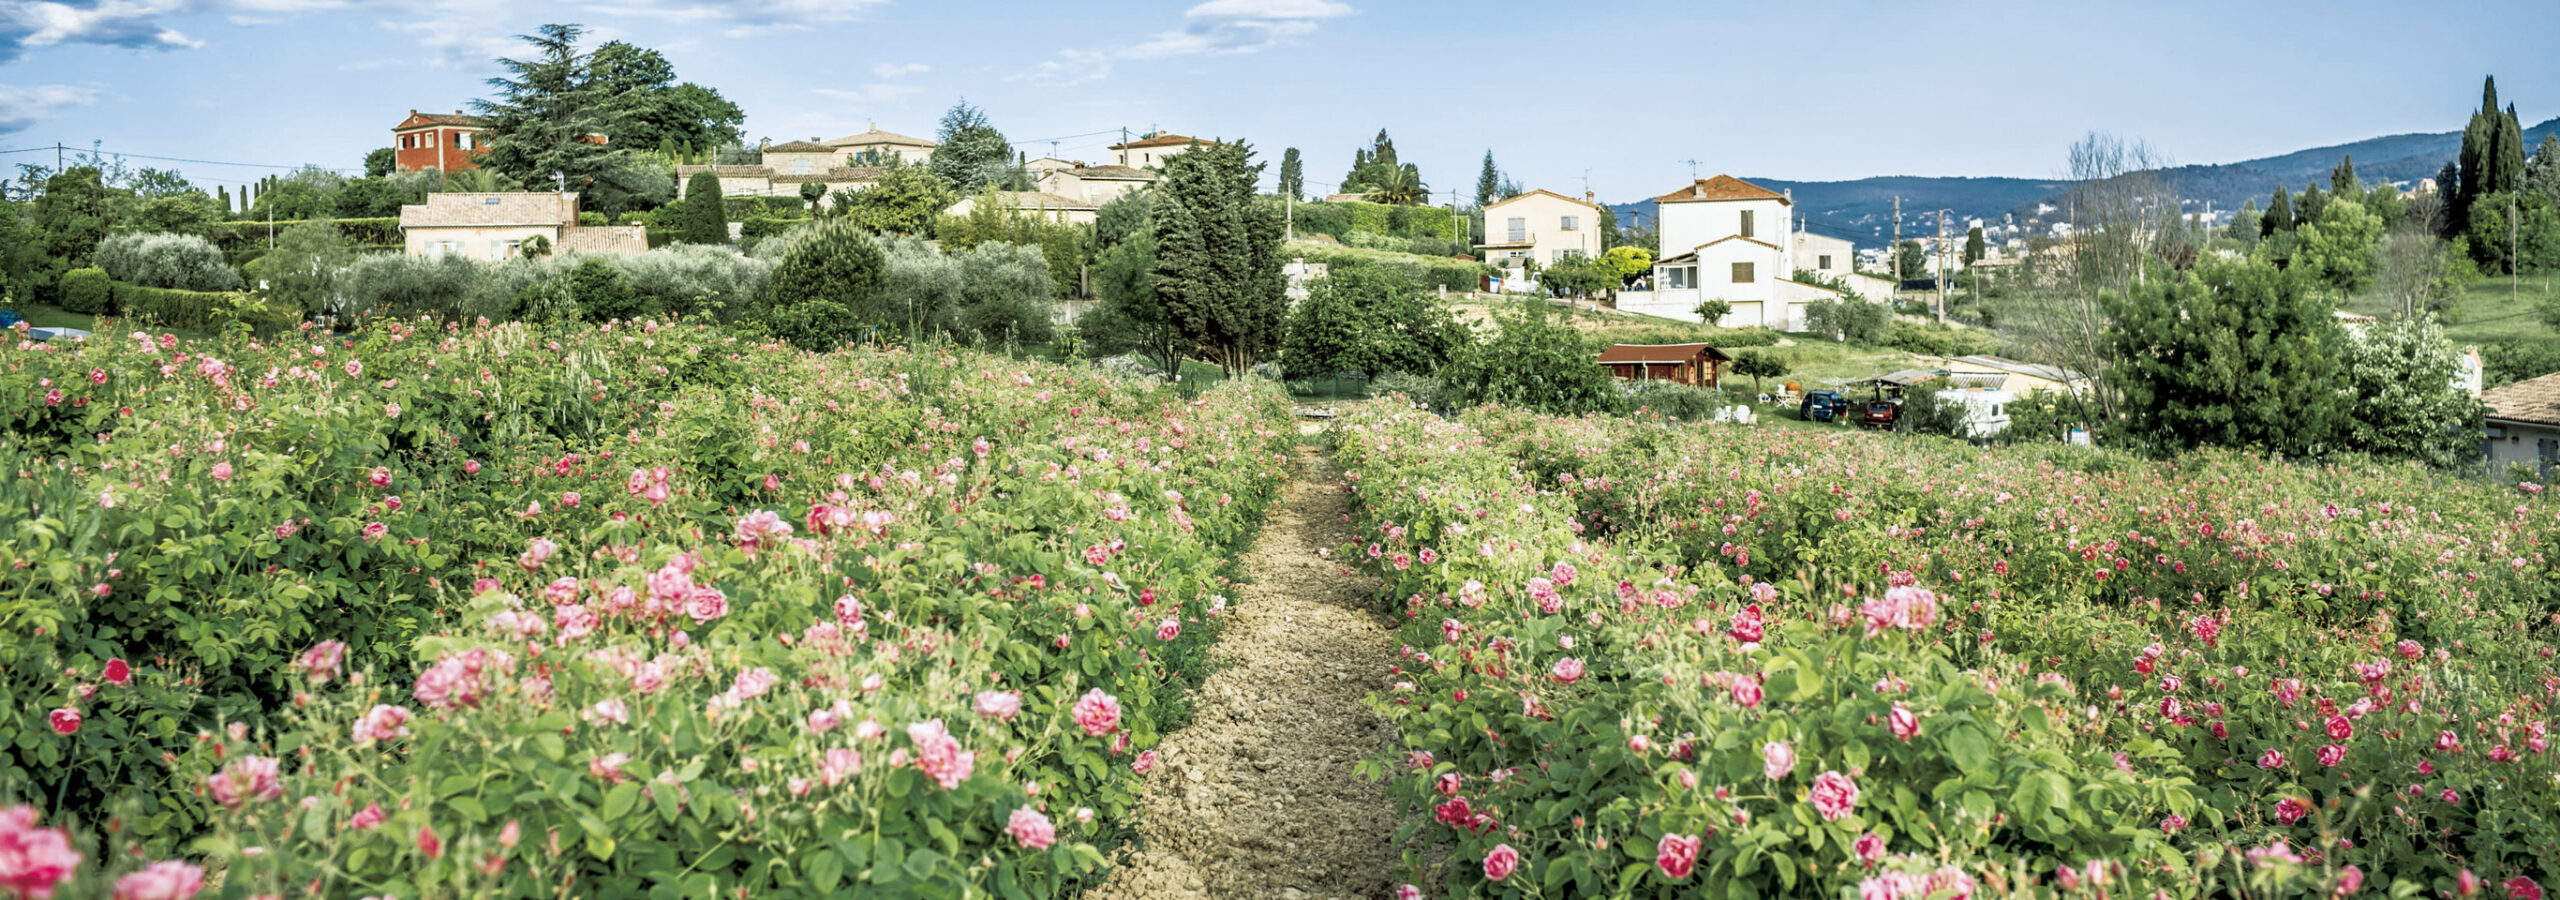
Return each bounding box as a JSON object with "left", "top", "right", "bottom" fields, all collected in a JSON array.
[
  {"left": 2485, "top": 371, "right": 2560, "bottom": 426},
  {"left": 1110, "top": 133, "right": 1219, "bottom": 150},
  {"left": 397, "top": 111, "right": 490, "bottom": 130},
  {"left": 1652, "top": 174, "right": 1788, "bottom": 205},
  {"left": 1597, "top": 343, "right": 1732, "bottom": 364},
  {"left": 1484, "top": 188, "right": 1604, "bottom": 213}
]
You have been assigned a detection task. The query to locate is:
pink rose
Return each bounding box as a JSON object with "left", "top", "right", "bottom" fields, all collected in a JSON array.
[
  {"left": 1888, "top": 703, "right": 1921, "bottom": 741},
  {"left": 103, "top": 658, "right": 131, "bottom": 686},
  {"left": 1655, "top": 833, "right": 1700, "bottom": 880},
  {"left": 368, "top": 467, "right": 392, "bottom": 488},
  {"left": 349, "top": 802, "right": 386, "bottom": 829},
  {"left": 1551, "top": 658, "right": 1584, "bottom": 684},
  {"left": 1006, "top": 806, "right": 1055, "bottom": 850},
  {"left": 908, "top": 719, "right": 975, "bottom": 790},
  {"left": 2317, "top": 744, "right": 2347, "bottom": 767},
  {"left": 1809, "top": 770, "right": 1859, "bottom": 821},
  {"left": 295, "top": 641, "right": 346, "bottom": 683},
  {"left": 1132, "top": 750, "right": 1159, "bottom": 774},
  {"left": 205, "top": 756, "right": 283, "bottom": 810},
  {"left": 1851, "top": 831, "right": 1886, "bottom": 866},
  {"left": 2161, "top": 813, "right": 2189, "bottom": 833},
  {"left": 821, "top": 748, "right": 860, "bottom": 786},
  {"left": 2257, "top": 749, "right": 2287, "bottom": 770},
  {"left": 1729, "top": 677, "right": 1763, "bottom": 709},
  {"left": 685, "top": 587, "right": 729, "bottom": 623},
  {"left": 1154, "top": 618, "right": 1181, "bottom": 642},
  {"left": 111, "top": 860, "right": 203, "bottom": 900},
  {"left": 351, "top": 705, "right": 411, "bottom": 745},
  {"left": 46, "top": 708, "right": 78, "bottom": 735},
  {"left": 1482, "top": 844, "right": 1520, "bottom": 881},
  {"left": 975, "top": 691, "right": 1023, "bottom": 721},
  {"left": 1072, "top": 689, "right": 1122, "bottom": 737},
  {"left": 2505, "top": 877, "right": 2542, "bottom": 900},
  {"left": 210, "top": 461, "right": 233, "bottom": 481},
  {"left": 1762, "top": 741, "right": 1795, "bottom": 780},
  {"left": 2274, "top": 796, "right": 2310, "bottom": 825},
  {"left": 2326, "top": 715, "right": 2353, "bottom": 741},
  {"left": 0, "top": 806, "right": 83, "bottom": 899}
]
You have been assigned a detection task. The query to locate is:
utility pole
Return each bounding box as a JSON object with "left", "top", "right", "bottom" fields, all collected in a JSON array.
[
  {"left": 1891, "top": 196, "right": 1901, "bottom": 284},
  {"left": 1936, "top": 210, "right": 1949, "bottom": 322},
  {"left": 2512, "top": 193, "right": 2521, "bottom": 306}
]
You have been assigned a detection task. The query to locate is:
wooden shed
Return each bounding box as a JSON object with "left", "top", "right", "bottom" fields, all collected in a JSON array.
[{"left": 1597, "top": 343, "right": 1729, "bottom": 388}]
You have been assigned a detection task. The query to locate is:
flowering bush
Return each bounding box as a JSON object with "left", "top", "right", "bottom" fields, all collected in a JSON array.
[
  {"left": 2, "top": 318, "right": 1291, "bottom": 896},
  {"left": 1335, "top": 405, "right": 2557, "bottom": 897}
]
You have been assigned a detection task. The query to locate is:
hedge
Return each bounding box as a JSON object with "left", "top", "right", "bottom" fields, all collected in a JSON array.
[
  {"left": 208, "top": 218, "right": 401, "bottom": 253},
  {"left": 111, "top": 281, "right": 292, "bottom": 332},
  {"left": 725, "top": 196, "right": 815, "bottom": 219},
  {"left": 1289, "top": 246, "right": 1491, "bottom": 293},
  {"left": 60, "top": 268, "right": 111, "bottom": 315},
  {"left": 1276, "top": 199, "right": 1460, "bottom": 242},
  {"left": 740, "top": 215, "right": 809, "bottom": 241}
]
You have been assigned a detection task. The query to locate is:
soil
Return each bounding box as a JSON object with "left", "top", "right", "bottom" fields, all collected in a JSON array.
[{"left": 1082, "top": 446, "right": 1406, "bottom": 900}]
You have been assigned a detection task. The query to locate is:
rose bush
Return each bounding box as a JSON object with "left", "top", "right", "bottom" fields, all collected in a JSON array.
[
  {"left": 1, "top": 318, "right": 1292, "bottom": 897},
  {"left": 1336, "top": 404, "right": 2555, "bottom": 897}
]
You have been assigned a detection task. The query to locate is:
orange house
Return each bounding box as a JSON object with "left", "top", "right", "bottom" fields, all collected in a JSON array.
[
  {"left": 393, "top": 110, "right": 491, "bottom": 172},
  {"left": 1597, "top": 343, "right": 1728, "bottom": 388}
]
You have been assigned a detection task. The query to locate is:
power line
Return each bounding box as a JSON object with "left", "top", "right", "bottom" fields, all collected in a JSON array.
[{"left": 0, "top": 142, "right": 358, "bottom": 173}]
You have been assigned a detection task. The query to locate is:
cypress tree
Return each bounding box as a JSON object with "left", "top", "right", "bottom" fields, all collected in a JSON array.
[
  {"left": 1278, "top": 147, "right": 1303, "bottom": 202},
  {"left": 1152, "top": 141, "right": 1285, "bottom": 377},
  {"left": 2263, "top": 185, "right": 2293, "bottom": 237},
  {"left": 2330, "top": 154, "right": 2357, "bottom": 198},
  {"left": 2457, "top": 76, "right": 2502, "bottom": 231},
  {"left": 1475, "top": 151, "right": 1502, "bottom": 209},
  {"left": 2493, "top": 103, "right": 2527, "bottom": 196},
  {"left": 681, "top": 170, "right": 728, "bottom": 244},
  {"left": 2297, "top": 182, "right": 2328, "bottom": 226}
]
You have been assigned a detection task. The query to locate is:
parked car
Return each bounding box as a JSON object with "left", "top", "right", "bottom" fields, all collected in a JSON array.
[
  {"left": 1800, "top": 390, "right": 1845, "bottom": 423},
  {"left": 1862, "top": 399, "right": 1901, "bottom": 430}
]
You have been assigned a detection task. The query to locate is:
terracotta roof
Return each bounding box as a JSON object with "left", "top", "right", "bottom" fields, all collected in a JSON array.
[
  {"left": 1597, "top": 343, "right": 1732, "bottom": 365},
  {"left": 398, "top": 111, "right": 489, "bottom": 129},
  {"left": 1652, "top": 174, "right": 1789, "bottom": 205},
  {"left": 765, "top": 141, "right": 832, "bottom": 153},
  {"left": 774, "top": 167, "right": 886, "bottom": 184},
  {"left": 399, "top": 192, "right": 576, "bottom": 229},
  {"left": 1484, "top": 188, "right": 1603, "bottom": 213},
  {"left": 955, "top": 191, "right": 1099, "bottom": 212},
  {"left": 1111, "top": 133, "right": 1218, "bottom": 150},
  {"left": 1066, "top": 165, "right": 1157, "bottom": 181},
  {"left": 2485, "top": 371, "right": 2560, "bottom": 426},
  {"left": 824, "top": 127, "right": 937, "bottom": 149},
  {"left": 677, "top": 165, "right": 776, "bottom": 177}
]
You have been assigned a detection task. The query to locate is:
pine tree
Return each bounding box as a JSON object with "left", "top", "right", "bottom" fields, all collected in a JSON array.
[
  {"left": 2103, "top": 260, "right": 2345, "bottom": 457},
  {"left": 1963, "top": 226, "right": 1986, "bottom": 265},
  {"left": 1278, "top": 147, "right": 1303, "bottom": 202},
  {"left": 1152, "top": 141, "right": 1285, "bottom": 376},
  {"left": 2264, "top": 186, "right": 2293, "bottom": 237},
  {"left": 681, "top": 170, "right": 728, "bottom": 244},
  {"left": 1475, "top": 151, "right": 1501, "bottom": 209},
  {"left": 2297, "top": 182, "right": 2328, "bottom": 227},
  {"left": 928, "top": 100, "right": 1012, "bottom": 194},
  {"left": 2330, "top": 154, "right": 2358, "bottom": 198}
]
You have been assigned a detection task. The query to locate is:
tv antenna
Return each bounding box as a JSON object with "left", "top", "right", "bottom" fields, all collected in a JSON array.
[{"left": 1681, "top": 159, "right": 1700, "bottom": 179}]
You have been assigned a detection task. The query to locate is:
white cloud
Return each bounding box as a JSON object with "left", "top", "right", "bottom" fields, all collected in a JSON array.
[
  {"left": 1, "top": 0, "right": 201, "bottom": 62},
  {"left": 0, "top": 82, "right": 102, "bottom": 133},
  {"left": 1022, "top": 0, "right": 1350, "bottom": 85},
  {"left": 870, "top": 60, "right": 925, "bottom": 79}
]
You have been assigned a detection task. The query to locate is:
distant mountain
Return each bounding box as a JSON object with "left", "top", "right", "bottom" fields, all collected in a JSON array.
[{"left": 1607, "top": 116, "right": 2560, "bottom": 248}]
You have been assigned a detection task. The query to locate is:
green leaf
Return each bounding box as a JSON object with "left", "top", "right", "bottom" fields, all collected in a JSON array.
[
  {"left": 807, "top": 849, "right": 844, "bottom": 892},
  {"left": 604, "top": 781, "right": 640, "bottom": 820}
]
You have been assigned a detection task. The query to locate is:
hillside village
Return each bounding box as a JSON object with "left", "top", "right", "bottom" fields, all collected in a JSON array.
[
  {"left": 3, "top": 27, "right": 2558, "bottom": 480},
  {"left": 8, "top": 7, "right": 2560, "bottom": 900}
]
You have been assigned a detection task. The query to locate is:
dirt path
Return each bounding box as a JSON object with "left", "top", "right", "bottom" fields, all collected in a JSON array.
[{"left": 1084, "top": 445, "right": 1403, "bottom": 900}]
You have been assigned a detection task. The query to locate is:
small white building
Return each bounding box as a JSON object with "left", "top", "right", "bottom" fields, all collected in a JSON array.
[
  {"left": 1035, "top": 165, "right": 1157, "bottom": 205},
  {"left": 1476, "top": 189, "right": 1606, "bottom": 292},
  {"left": 1614, "top": 174, "right": 1867, "bottom": 330},
  {"left": 399, "top": 192, "right": 645, "bottom": 261},
  {"left": 1109, "top": 133, "right": 1224, "bottom": 169},
  {"left": 2483, "top": 371, "right": 2560, "bottom": 475},
  {"left": 945, "top": 192, "right": 1101, "bottom": 226},
  {"left": 1936, "top": 387, "right": 2017, "bottom": 437}
]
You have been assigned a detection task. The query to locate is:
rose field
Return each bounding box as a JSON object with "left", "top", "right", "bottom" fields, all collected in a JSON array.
[
  {"left": 1334, "top": 404, "right": 2559, "bottom": 898},
  {"left": 5, "top": 318, "right": 2560, "bottom": 900},
  {"left": 0, "top": 320, "right": 1292, "bottom": 898}
]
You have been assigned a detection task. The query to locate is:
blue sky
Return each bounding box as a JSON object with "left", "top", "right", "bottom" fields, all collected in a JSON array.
[{"left": 2, "top": 0, "right": 2556, "bottom": 204}]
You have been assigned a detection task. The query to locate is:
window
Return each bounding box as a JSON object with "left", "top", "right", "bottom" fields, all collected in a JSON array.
[
  {"left": 1665, "top": 266, "right": 1695, "bottom": 290},
  {"left": 792, "top": 157, "right": 811, "bottom": 175},
  {"left": 427, "top": 132, "right": 437, "bottom": 147},
  {"left": 1506, "top": 217, "right": 1526, "bottom": 243},
  {"left": 1731, "top": 262, "right": 1756, "bottom": 283},
  {"left": 2541, "top": 438, "right": 2559, "bottom": 462},
  {"left": 458, "top": 133, "right": 474, "bottom": 150},
  {"left": 1739, "top": 209, "right": 1755, "bottom": 238},
  {"left": 1818, "top": 254, "right": 1833, "bottom": 270},
  {"left": 1560, "top": 215, "right": 1579, "bottom": 231},
  {"left": 1552, "top": 249, "right": 1582, "bottom": 263},
  {"left": 492, "top": 240, "right": 521, "bottom": 261}
]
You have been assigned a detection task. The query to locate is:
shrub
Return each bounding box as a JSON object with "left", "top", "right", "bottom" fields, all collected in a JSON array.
[
  {"left": 1616, "top": 379, "right": 1729, "bottom": 421},
  {"left": 681, "top": 172, "right": 730, "bottom": 245},
  {"left": 338, "top": 253, "right": 486, "bottom": 322},
  {"left": 952, "top": 241, "right": 1056, "bottom": 346},
  {"left": 1883, "top": 319, "right": 2000, "bottom": 356},
  {"left": 93, "top": 232, "right": 241, "bottom": 292},
  {"left": 1804, "top": 296, "right": 1890, "bottom": 343},
  {"left": 112, "top": 283, "right": 288, "bottom": 332},
  {"left": 1290, "top": 246, "right": 1490, "bottom": 293},
  {"left": 1369, "top": 371, "right": 1451, "bottom": 411},
  {"left": 59, "top": 267, "right": 111, "bottom": 314},
  {"left": 614, "top": 244, "right": 773, "bottom": 321},
  {"left": 767, "top": 222, "right": 885, "bottom": 350},
  {"left": 1280, "top": 263, "right": 1466, "bottom": 380},
  {"left": 1439, "top": 300, "right": 1620, "bottom": 415},
  {"left": 875, "top": 235, "right": 962, "bottom": 338},
  {"left": 208, "top": 218, "right": 400, "bottom": 254},
  {"left": 740, "top": 216, "right": 807, "bottom": 242},
  {"left": 567, "top": 256, "right": 644, "bottom": 322},
  {"left": 1892, "top": 377, "right": 1972, "bottom": 437}
]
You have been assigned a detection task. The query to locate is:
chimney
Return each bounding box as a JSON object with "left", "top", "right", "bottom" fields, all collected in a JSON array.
[
  {"left": 408, "top": 108, "right": 417, "bottom": 115},
  {"left": 759, "top": 137, "right": 771, "bottom": 151},
  {"left": 454, "top": 109, "right": 462, "bottom": 115}
]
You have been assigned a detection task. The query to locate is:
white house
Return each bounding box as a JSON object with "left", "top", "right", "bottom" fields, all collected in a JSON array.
[
  {"left": 945, "top": 192, "right": 1101, "bottom": 226},
  {"left": 1615, "top": 174, "right": 1872, "bottom": 330},
  {"left": 1109, "top": 133, "right": 1223, "bottom": 169},
  {"left": 2483, "top": 371, "right": 2560, "bottom": 475},
  {"left": 1476, "top": 189, "right": 1606, "bottom": 292},
  {"left": 1035, "top": 165, "right": 1157, "bottom": 205},
  {"left": 399, "top": 192, "right": 645, "bottom": 261}
]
